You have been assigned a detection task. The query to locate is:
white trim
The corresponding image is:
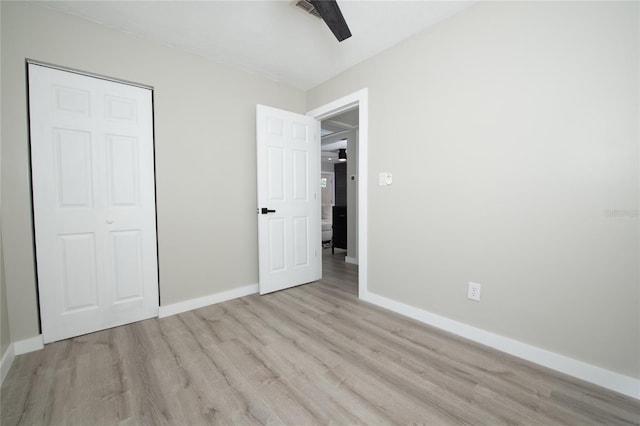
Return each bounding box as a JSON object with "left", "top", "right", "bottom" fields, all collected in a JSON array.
[
  {"left": 14, "top": 335, "right": 44, "bottom": 355},
  {"left": 159, "top": 284, "right": 258, "bottom": 318},
  {"left": 1, "top": 335, "right": 45, "bottom": 383},
  {"left": 362, "top": 291, "right": 640, "bottom": 400},
  {"left": 307, "top": 88, "right": 368, "bottom": 299},
  {"left": 345, "top": 256, "right": 358, "bottom": 265},
  {"left": 27, "top": 59, "right": 153, "bottom": 90},
  {"left": 0, "top": 344, "right": 15, "bottom": 384}
]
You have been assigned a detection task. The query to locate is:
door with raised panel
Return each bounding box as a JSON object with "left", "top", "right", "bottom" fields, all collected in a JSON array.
[
  {"left": 28, "top": 64, "right": 159, "bottom": 343},
  {"left": 256, "top": 105, "right": 321, "bottom": 294}
]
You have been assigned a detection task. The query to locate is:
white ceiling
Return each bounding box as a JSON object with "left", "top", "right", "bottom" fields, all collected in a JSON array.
[{"left": 34, "top": 0, "right": 474, "bottom": 90}]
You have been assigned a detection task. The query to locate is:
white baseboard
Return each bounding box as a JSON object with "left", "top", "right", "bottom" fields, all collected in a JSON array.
[
  {"left": 0, "top": 343, "right": 15, "bottom": 384},
  {"left": 345, "top": 256, "right": 358, "bottom": 265},
  {"left": 159, "top": 284, "right": 259, "bottom": 318},
  {"left": 1, "top": 334, "right": 45, "bottom": 385},
  {"left": 14, "top": 335, "right": 44, "bottom": 355},
  {"left": 361, "top": 291, "right": 640, "bottom": 400}
]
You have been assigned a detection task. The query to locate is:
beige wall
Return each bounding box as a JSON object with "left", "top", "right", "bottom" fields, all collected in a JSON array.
[
  {"left": 308, "top": 1, "right": 639, "bottom": 378},
  {"left": 0, "top": 230, "right": 9, "bottom": 357},
  {"left": 0, "top": 0, "right": 9, "bottom": 359},
  {"left": 0, "top": 1, "right": 305, "bottom": 341}
]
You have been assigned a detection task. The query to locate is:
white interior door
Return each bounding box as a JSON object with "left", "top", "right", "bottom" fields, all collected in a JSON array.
[
  {"left": 257, "top": 105, "right": 321, "bottom": 294},
  {"left": 29, "top": 64, "right": 159, "bottom": 343}
]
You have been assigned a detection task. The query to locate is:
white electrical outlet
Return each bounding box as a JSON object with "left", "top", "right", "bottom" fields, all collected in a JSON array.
[{"left": 468, "top": 282, "right": 481, "bottom": 301}]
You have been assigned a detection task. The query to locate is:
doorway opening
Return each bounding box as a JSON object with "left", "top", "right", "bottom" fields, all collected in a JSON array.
[
  {"left": 319, "top": 108, "right": 358, "bottom": 263},
  {"left": 307, "top": 89, "right": 368, "bottom": 299}
]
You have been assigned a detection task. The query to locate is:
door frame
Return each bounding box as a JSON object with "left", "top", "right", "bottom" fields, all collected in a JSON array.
[
  {"left": 307, "top": 88, "right": 368, "bottom": 299},
  {"left": 27, "top": 59, "right": 153, "bottom": 90}
]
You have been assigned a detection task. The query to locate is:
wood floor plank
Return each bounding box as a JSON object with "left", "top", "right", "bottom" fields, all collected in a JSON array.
[
  {"left": 2, "top": 249, "right": 639, "bottom": 425},
  {"left": 320, "top": 306, "right": 559, "bottom": 418},
  {"left": 1, "top": 342, "right": 62, "bottom": 425}
]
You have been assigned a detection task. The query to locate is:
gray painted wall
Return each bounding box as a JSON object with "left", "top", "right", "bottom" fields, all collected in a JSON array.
[
  {"left": 321, "top": 162, "right": 335, "bottom": 173},
  {"left": 0, "top": 1, "right": 305, "bottom": 342},
  {"left": 307, "top": 1, "right": 639, "bottom": 379}
]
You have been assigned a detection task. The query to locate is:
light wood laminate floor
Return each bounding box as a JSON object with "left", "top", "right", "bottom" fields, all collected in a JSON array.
[{"left": 2, "top": 250, "right": 639, "bottom": 425}]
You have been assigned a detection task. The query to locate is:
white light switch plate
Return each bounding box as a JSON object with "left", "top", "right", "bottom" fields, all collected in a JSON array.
[{"left": 379, "top": 172, "right": 392, "bottom": 186}]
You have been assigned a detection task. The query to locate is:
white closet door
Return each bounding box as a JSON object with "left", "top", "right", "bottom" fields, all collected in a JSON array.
[{"left": 29, "top": 64, "right": 159, "bottom": 343}]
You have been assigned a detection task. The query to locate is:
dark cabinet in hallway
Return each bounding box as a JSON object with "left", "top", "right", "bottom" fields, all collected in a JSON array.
[
  {"left": 332, "top": 206, "right": 347, "bottom": 252},
  {"left": 333, "top": 162, "right": 347, "bottom": 252}
]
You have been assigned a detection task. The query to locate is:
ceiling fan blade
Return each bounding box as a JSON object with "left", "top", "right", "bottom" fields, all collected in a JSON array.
[{"left": 310, "top": 0, "right": 352, "bottom": 42}]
